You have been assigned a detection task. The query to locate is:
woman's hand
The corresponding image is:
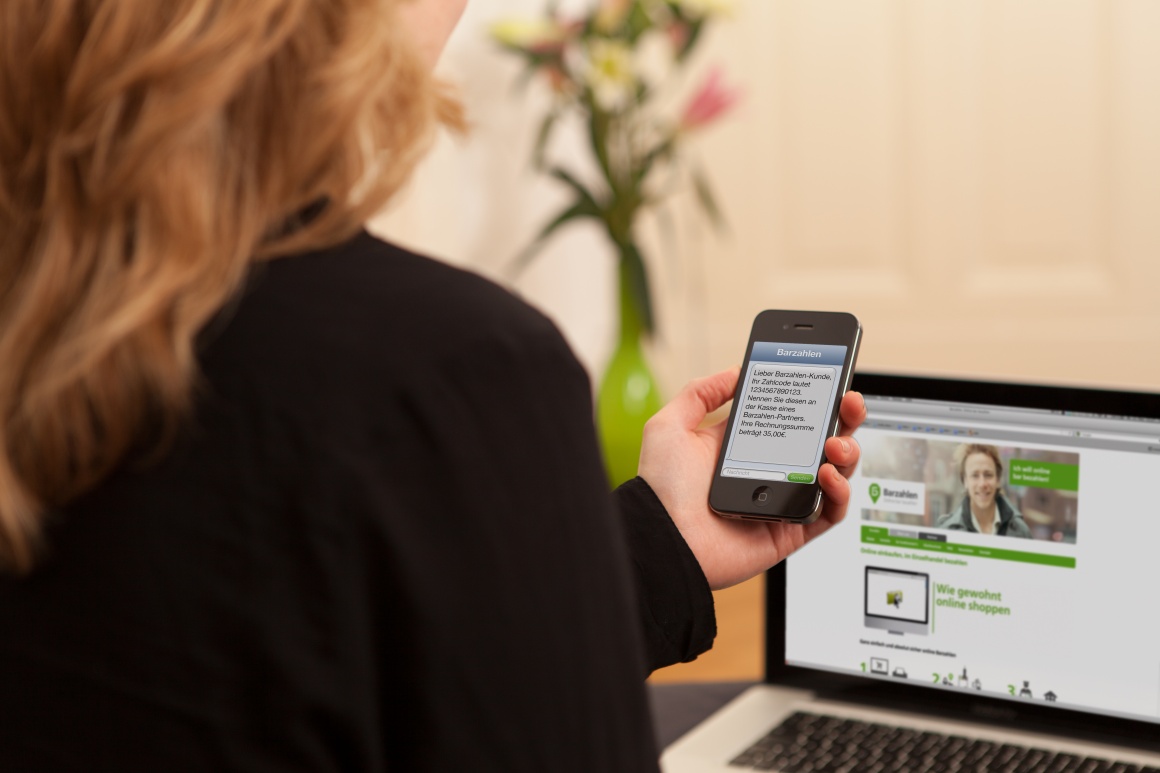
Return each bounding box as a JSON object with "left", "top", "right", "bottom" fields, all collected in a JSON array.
[{"left": 638, "top": 368, "right": 866, "bottom": 590}]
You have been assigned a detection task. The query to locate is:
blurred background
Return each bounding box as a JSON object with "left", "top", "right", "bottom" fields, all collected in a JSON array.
[{"left": 372, "top": 0, "right": 1160, "bottom": 682}]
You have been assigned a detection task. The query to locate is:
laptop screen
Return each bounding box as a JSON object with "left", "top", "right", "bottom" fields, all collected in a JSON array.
[{"left": 784, "top": 378, "right": 1160, "bottom": 725}]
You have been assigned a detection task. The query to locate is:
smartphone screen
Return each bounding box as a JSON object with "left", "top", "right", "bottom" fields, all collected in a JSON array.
[{"left": 719, "top": 342, "right": 848, "bottom": 485}]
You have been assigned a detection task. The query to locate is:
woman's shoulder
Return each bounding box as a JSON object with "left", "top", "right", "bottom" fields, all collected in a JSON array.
[
  {"left": 200, "top": 229, "right": 584, "bottom": 403},
  {"left": 270, "top": 231, "right": 551, "bottom": 331},
  {"left": 208, "top": 231, "right": 568, "bottom": 373}
]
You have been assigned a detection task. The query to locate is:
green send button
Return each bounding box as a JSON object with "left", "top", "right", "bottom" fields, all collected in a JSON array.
[{"left": 787, "top": 473, "right": 814, "bottom": 483}]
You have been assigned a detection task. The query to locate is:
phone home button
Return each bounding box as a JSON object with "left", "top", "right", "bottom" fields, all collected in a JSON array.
[{"left": 752, "top": 486, "right": 772, "bottom": 506}]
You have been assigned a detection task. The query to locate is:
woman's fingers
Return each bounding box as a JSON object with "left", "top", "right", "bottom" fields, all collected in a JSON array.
[
  {"left": 824, "top": 435, "right": 861, "bottom": 479},
  {"left": 812, "top": 463, "right": 852, "bottom": 535},
  {"left": 839, "top": 391, "right": 867, "bottom": 435}
]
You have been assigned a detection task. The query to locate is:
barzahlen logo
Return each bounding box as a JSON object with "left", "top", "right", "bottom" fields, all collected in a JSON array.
[{"left": 864, "top": 479, "right": 925, "bottom": 516}]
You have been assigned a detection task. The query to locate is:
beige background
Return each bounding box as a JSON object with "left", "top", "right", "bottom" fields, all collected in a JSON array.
[{"left": 373, "top": 0, "right": 1160, "bottom": 682}]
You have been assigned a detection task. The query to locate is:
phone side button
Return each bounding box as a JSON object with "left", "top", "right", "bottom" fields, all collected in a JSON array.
[{"left": 752, "top": 486, "right": 772, "bottom": 505}]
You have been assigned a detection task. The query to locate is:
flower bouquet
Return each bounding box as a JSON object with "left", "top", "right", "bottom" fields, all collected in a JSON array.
[{"left": 493, "top": 0, "right": 739, "bottom": 485}]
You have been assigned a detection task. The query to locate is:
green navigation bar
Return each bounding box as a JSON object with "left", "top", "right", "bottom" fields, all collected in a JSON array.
[
  {"left": 861, "top": 526, "right": 1076, "bottom": 568},
  {"left": 1009, "top": 459, "right": 1079, "bottom": 491}
]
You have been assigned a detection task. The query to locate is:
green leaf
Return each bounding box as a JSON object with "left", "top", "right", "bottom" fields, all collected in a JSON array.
[
  {"left": 634, "top": 136, "right": 676, "bottom": 187},
  {"left": 625, "top": 3, "right": 653, "bottom": 43},
  {"left": 691, "top": 165, "right": 727, "bottom": 233},
  {"left": 507, "top": 197, "right": 602, "bottom": 277},
  {"left": 621, "top": 241, "right": 655, "bottom": 337},
  {"left": 532, "top": 110, "right": 559, "bottom": 170},
  {"left": 676, "top": 19, "right": 705, "bottom": 62},
  {"left": 548, "top": 166, "right": 603, "bottom": 212},
  {"left": 584, "top": 96, "right": 615, "bottom": 190}
]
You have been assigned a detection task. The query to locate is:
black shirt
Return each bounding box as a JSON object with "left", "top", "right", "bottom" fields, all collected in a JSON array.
[{"left": 0, "top": 232, "right": 715, "bottom": 771}]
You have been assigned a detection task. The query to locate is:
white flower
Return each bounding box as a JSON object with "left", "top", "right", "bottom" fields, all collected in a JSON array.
[
  {"left": 490, "top": 18, "right": 568, "bottom": 51},
  {"left": 583, "top": 39, "right": 638, "bottom": 112},
  {"left": 594, "top": 0, "right": 632, "bottom": 33},
  {"left": 632, "top": 30, "right": 673, "bottom": 92},
  {"left": 676, "top": 0, "right": 737, "bottom": 19}
]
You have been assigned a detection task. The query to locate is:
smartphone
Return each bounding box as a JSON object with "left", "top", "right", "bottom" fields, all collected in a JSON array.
[{"left": 709, "top": 310, "right": 862, "bottom": 523}]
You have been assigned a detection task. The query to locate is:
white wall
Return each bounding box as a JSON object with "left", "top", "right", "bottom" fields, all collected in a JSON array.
[{"left": 373, "top": 0, "right": 1160, "bottom": 396}]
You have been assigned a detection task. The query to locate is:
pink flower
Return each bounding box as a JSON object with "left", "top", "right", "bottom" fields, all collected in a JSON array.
[{"left": 679, "top": 67, "right": 741, "bottom": 131}]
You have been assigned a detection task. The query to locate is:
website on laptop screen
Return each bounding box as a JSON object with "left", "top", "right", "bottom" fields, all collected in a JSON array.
[{"left": 785, "top": 393, "right": 1160, "bottom": 724}]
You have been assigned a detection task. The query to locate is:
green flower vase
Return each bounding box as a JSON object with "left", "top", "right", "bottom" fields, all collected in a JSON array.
[{"left": 597, "top": 257, "right": 663, "bottom": 488}]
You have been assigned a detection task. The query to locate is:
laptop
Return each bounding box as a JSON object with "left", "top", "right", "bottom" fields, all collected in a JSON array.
[{"left": 662, "top": 372, "right": 1160, "bottom": 772}]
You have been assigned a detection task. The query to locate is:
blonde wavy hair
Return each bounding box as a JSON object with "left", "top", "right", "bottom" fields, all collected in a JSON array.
[{"left": 0, "top": 0, "right": 461, "bottom": 572}]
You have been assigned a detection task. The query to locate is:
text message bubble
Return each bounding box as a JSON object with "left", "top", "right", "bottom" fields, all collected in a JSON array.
[{"left": 728, "top": 362, "right": 837, "bottom": 466}]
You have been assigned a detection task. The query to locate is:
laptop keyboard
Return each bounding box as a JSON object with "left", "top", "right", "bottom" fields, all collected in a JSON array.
[{"left": 728, "top": 711, "right": 1160, "bottom": 772}]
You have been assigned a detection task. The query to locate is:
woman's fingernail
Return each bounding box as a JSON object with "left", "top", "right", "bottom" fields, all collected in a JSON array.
[{"left": 840, "top": 438, "right": 850, "bottom": 454}]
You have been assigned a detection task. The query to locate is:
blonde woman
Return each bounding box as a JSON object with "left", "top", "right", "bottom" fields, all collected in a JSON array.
[{"left": 0, "top": 1, "right": 864, "bottom": 770}]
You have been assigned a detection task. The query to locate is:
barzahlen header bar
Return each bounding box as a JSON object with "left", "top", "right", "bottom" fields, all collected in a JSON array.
[{"left": 751, "top": 342, "right": 847, "bottom": 368}]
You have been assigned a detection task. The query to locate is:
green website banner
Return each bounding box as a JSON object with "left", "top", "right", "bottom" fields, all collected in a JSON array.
[
  {"left": 861, "top": 526, "right": 1075, "bottom": 568},
  {"left": 1008, "top": 459, "right": 1079, "bottom": 491}
]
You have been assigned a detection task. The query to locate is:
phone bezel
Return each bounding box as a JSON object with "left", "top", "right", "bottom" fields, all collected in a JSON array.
[{"left": 708, "top": 310, "right": 861, "bottom": 522}]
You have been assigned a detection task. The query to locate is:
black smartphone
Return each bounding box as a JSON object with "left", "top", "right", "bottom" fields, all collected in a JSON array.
[{"left": 709, "top": 310, "right": 862, "bottom": 523}]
